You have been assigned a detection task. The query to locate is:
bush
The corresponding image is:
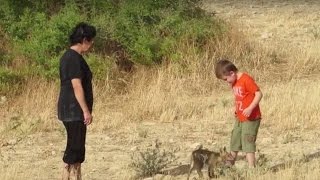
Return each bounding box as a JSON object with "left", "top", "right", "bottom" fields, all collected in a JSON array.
[
  {"left": 130, "top": 140, "right": 176, "bottom": 178},
  {"left": 0, "top": 28, "right": 12, "bottom": 66},
  {"left": 16, "top": 4, "right": 83, "bottom": 68},
  {"left": 0, "top": 0, "right": 226, "bottom": 78},
  {"left": 0, "top": 1, "right": 84, "bottom": 75},
  {"left": 85, "top": 53, "right": 114, "bottom": 80},
  {"left": 106, "top": 0, "right": 226, "bottom": 65},
  {"left": 0, "top": 68, "right": 23, "bottom": 94}
]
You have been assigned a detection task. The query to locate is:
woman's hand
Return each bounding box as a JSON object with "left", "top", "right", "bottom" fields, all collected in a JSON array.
[{"left": 83, "top": 111, "right": 92, "bottom": 125}]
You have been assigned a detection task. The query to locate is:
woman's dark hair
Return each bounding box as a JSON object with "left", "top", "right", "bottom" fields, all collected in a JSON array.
[{"left": 69, "top": 22, "right": 96, "bottom": 45}]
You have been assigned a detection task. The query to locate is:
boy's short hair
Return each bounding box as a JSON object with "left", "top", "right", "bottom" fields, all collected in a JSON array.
[
  {"left": 214, "top": 59, "right": 238, "bottom": 79},
  {"left": 69, "top": 22, "right": 96, "bottom": 45}
]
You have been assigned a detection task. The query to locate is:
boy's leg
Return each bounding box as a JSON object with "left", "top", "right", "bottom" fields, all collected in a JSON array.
[
  {"left": 229, "top": 120, "right": 242, "bottom": 166},
  {"left": 246, "top": 152, "right": 256, "bottom": 167},
  {"left": 242, "top": 119, "right": 260, "bottom": 168}
]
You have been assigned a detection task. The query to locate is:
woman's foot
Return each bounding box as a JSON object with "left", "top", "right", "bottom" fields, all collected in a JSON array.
[
  {"left": 62, "top": 163, "right": 71, "bottom": 180},
  {"left": 72, "top": 163, "right": 82, "bottom": 180}
]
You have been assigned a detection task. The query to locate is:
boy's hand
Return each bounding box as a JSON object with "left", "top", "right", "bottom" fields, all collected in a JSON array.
[{"left": 242, "top": 107, "right": 253, "bottom": 117}]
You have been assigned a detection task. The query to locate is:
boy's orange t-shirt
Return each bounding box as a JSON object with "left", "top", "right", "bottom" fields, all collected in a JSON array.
[{"left": 232, "top": 73, "right": 261, "bottom": 122}]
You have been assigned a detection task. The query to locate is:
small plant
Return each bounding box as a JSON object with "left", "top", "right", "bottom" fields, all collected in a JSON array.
[
  {"left": 130, "top": 140, "right": 176, "bottom": 178},
  {"left": 223, "top": 167, "right": 244, "bottom": 180},
  {"left": 256, "top": 151, "right": 268, "bottom": 168},
  {"left": 137, "top": 128, "right": 148, "bottom": 138},
  {"left": 310, "top": 25, "right": 320, "bottom": 39},
  {"left": 269, "top": 51, "right": 281, "bottom": 64},
  {"left": 221, "top": 98, "right": 229, "bottom": 107},
  {"left": 0, "top": 68, "right": 23, "bottom": 95},
  {"left": 281, "top": 132, "right": 295, "bottom": 144}
]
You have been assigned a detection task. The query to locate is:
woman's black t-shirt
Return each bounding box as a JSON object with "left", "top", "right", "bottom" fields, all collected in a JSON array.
[{"left": 58, "top": 49, "right": 93, "bottom": 122}]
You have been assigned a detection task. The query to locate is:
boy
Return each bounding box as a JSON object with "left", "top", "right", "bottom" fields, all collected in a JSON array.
[{"left": 214, "top": 59, "right": 263, "bottom": 168}]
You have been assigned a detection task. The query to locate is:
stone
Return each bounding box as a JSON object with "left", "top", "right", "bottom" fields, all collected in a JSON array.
[{"left": 190, "top": 143, "right": 202, "bottom": 151}]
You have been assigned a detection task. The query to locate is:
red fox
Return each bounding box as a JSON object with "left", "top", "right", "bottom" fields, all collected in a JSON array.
[{"left": 187, "top": 146, "right": 232, "bottom": 179}]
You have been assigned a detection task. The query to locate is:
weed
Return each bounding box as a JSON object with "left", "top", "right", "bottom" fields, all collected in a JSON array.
[{"left": 130, "top": 140, "right": 176, "bottom": 178}]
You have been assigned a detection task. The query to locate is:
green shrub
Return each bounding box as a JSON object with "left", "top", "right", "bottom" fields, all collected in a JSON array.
[
  {"left": 16, "top": 4, "right": 83, "bottom": 67},
  {"left": 0, "top": 52, "right": 10, "bottom": 66},
  {"left": 0, "top": 68, "right": 23, "bottom": 94},
  {"left": 130, "top": 140, "right": 176, "bottom": 178},
  {"left": 0, "top": 0, "right": 226, "bottom": 78},
  {"left": 0, "top": 1, "right": 84, "bottom": 75},
  {"left": 0, "top": 27, "right": 12, "bottom": 67},
  {"left": 86, "top": 53, "right": 113, "bottom": 80},
  {"left": 106, "top": 0, "right": 225, "bottom": 65}
]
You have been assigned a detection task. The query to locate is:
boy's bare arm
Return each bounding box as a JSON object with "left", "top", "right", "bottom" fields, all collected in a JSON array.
[
  {"left": 242, "top": 90, "right": 263, "bottom": 117},
  {"left": 248, "top": 90, "right": 263, "bottom": 110}
]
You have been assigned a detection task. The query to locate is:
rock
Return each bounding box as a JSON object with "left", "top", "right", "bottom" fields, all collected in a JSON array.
[
  {"left": 190, "top": 143, "right": 202, "bottom": 151},
  {"left": 130, "top": 146, "right": 138, "bottom": 151},
  {"left": 51, "top": 151, "right": 56, "bottom": 155},
  {"left": 1, "top": 142, "right": 9, "bottom": 147},
  {"left": 142, "top": 174, "right": 165, "bottom": 180},
  {"left": 8, "top": 139, "right": 17, "bottom": 145},
  {"left": 3, "top": 155, "right": 10, "bottom": 161},
  {"left": 0, "top": 96, "right": 7, "bottom": 104},
  {"left": 261, "top": 32, "right": 273, "bottom": 39},
  {"left": 153, "top": 174, "right": 165, "bottom": 179},
  {"left": 260, "top": 137, "right": 273, "bottom": 144},
  {"left": 206, "top": 139, "right": 214, "bottom": 144},
  {"left": 106, "top": 136, "right": 112, "bottom": 140},
  {"left": 143, "top": 177, "right": 153, "bottom": 180}
]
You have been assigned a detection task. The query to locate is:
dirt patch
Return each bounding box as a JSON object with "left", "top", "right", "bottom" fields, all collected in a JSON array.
[{"left": 1, "top": 119, "right": 320, "bottom": 179}]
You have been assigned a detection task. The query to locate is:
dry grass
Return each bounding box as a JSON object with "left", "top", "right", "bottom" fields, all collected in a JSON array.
[
  {"left": 204, "top": 0, "right": 320, "bottom": 77},
  {"left": 258, "top": 78, "right": 320, "bottom": 131},
  {"left": 252, "top": 159, "right": 320, "bottom": 180},
  {"left": 0, "top": 27, "right": 275, "bottom": 133},
  {"left": 1, "top": 33, "right": 319, "bottom": 179},
  {"left": 2, "top": 22, "right": 318, "bottom": 134}
]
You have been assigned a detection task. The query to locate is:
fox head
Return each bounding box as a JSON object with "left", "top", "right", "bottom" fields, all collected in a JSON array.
[{"left": 219, "top": 146, "right": 233, "bottom": 164}]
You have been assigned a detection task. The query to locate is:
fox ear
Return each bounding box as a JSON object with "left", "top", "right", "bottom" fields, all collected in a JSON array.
[{"left": 220, "top": 146, "right": 226, "bottom": 154}]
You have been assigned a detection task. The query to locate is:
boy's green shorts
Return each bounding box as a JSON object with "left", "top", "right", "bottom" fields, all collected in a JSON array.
[{"left": 230, "top": 119, "right": 260, "bottom": 153}]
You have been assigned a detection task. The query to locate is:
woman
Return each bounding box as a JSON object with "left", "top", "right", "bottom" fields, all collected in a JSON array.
[{"left": 58, "top": 22, "right": 96, "bottom": 179}]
